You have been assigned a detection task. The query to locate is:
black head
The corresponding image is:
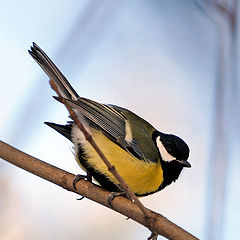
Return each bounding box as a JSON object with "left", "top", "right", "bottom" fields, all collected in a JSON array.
[{"left": 152, "top": 131, "right": 190, "bottom": 191}]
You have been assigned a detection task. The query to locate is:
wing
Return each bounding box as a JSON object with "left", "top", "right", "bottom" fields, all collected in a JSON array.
[{"left": 66, "top": 97, "right": 145, "bottom": 160}]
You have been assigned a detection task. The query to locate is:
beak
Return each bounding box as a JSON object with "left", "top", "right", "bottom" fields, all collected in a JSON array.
[{"left": 177, "top": 159, "right": 191, "bottom": 168}]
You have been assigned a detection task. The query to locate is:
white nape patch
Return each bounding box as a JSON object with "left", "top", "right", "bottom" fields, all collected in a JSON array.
[
  {"left": 156, "top": 136, "right": 176, "bottom": 162},
  {"left": 125, "top": 120, "right": 133, "bottom": 143}
]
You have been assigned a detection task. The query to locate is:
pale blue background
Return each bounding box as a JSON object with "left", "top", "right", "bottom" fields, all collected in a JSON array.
[{"left": 0, "top": 1, "right": 239, "bottom": 239}]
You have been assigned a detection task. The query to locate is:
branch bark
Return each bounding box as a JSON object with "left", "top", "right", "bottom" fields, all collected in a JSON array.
[{"left": 0, "top": 140, "right": 198, "bottom": 240}]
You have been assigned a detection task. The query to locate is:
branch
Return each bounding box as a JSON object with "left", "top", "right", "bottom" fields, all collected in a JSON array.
[{"left": 0, "top": 140, "right": 198, "bottom": 240}]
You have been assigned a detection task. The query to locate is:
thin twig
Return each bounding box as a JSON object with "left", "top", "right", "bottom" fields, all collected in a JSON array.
[
  {"left": 0, "top": 140, "right": 199, "bottom": 240},
  {"left": 49, "top": 80, "right": 151, "bottom": 219}
]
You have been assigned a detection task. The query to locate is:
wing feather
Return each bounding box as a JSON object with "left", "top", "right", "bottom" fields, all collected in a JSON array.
[{"left": 65, "top": 98, "right": 145, "bottom": 160}]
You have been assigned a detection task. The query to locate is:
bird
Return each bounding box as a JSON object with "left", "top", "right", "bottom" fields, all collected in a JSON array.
[{"left": 29, "top": 42, "right": 191, "bottom": 197}]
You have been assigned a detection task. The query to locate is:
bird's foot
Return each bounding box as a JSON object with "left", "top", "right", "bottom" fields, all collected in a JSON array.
[
  {"left": 73, "top": 173, "right": 92, "bottom": 190},
  {"left": 107, "top": 191, "right": 126, "bottom": 208},
  {"left": 73, "top": 173, "right": 92, "bottom": 200}
]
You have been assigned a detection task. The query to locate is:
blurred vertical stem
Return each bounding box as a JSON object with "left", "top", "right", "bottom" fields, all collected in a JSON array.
[{"left": 198, "top": 1, "right": 239, "bottom": 240}]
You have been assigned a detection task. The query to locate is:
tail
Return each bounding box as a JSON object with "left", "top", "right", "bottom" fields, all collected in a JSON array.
[
  {"left": 28, "top": 42, "right": 79, "bottom": 100},
  {"left": 44, "top": 122, "right": 72, "bottom": 141}
]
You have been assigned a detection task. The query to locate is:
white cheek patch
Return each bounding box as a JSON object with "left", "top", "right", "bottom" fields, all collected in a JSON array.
[
  {"left": 156, "top": 136, "right": 176, "bottom": 162},
  {"left": 125, "top": 120, "right": 133, "bottom": 143}
]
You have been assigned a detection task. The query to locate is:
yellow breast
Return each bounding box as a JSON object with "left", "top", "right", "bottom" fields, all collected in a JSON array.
[{"left": 75, "top": 128, "right": 163, "bottom": 195}]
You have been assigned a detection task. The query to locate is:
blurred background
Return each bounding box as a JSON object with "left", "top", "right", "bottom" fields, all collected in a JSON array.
[{"left": 0, "top": 0, "right": 239, "bottom": 239}]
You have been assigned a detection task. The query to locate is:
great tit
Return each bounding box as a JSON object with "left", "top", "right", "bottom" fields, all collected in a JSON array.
[{"left": 29, "top": 43, "right": 191, "bottom": 196}]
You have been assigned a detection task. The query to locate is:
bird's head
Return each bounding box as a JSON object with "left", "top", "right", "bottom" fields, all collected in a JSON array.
[{"left": 152, "top": 131, "right": 190, "bottom": 190}]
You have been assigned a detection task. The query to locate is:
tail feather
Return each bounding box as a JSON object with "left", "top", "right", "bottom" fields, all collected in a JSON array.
[
  {"left": 44, "top": 122, "right": 72, "bottom": 141},
  {"left": 29, "top": 42, "right": 79, "bottom": 100}
]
